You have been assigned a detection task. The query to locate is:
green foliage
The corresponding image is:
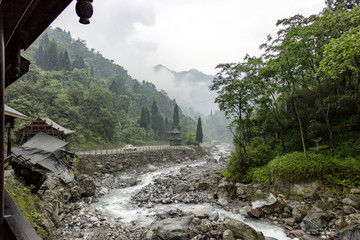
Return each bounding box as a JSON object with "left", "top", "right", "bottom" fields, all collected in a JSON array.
[
  {"left": 5, "top": 181, "right": 44, "bottom": 228},
  {"left": 212, "top": 5, "right": 360, "bottom": 177},
  {"left": 247, "top": 152, "right": 360, "bottom": 188}
]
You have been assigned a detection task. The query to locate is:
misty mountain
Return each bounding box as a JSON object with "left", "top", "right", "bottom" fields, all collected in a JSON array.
[{"left": 153, "top": 64, "right": 218, "bottom": 116}]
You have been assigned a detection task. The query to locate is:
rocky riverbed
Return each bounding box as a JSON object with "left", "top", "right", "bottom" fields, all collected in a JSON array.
[{"left": 51, "top": 143, "right": 360, "bottom": 239}]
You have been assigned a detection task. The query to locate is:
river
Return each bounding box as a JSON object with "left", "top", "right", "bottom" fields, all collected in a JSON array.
[{"left": 89, "top": 143, "right": 295, "bottom": 240}]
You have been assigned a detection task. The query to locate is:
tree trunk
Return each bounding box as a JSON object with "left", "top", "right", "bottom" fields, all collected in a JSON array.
[
  {"left": 322, "top": 103, "right": 334, "bottom": 158},
  {"left": 292, "top": 98, "right": 307, "bottom": 158},
  {"left": 271, "top": 95, "right": 286, "bottom": 153}
]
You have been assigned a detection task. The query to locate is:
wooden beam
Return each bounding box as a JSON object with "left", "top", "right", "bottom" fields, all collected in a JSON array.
[{"left": 0, "top": 1, "right": 5, "bottom": 225}]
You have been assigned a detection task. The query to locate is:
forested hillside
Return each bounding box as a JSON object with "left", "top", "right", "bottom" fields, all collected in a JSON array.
[
  {"left": 5, "top": 27, "right": 197, "bottom": 146},
  {"left": 211, "top": 1, "right": 360, "bottom": 188}
]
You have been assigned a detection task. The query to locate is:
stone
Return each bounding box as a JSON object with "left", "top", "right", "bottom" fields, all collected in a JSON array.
[
  {"left": 198, "top": 182, "right": 210, "bottom": 191},
  {"left": 174, "top": 183, "right": 190, "bottom": 194},
  {"left": 217, "top": 178, "right": 236, "bottom": 200},
  {"left": 224, "top": 218, "right": 265, "bottom": 240},
  {"left": 209, "top": 211, "right": 220, "bottom": 222},
  {"left": 285, "top": 217, "right": 296, "bottom": 227},
  {"left": 322, "top": 190, "right": 334, "bottom": 199},
  {"left": 342, "top": 198, "right": 360, "bottom": 209},
  {"left": 344, "top": 205, "right": 357, "bottom": 214},
  {"left": 117, "top": 164, "right": 124, "bottom": 171},
  {"left": 331, "top": 224, "right": 360, "bottom": 240},
  {"left": 350, "top": 188, "right": 360, "bottom": 194},
  {"left": 183, "top": 205, "right": 214, "bottom": 218},
  {"left": 251, "top": 189, "right": 269, "bottom": 202},
  {"left": 288, "top": 230, "right": 323, "bottom": 240},
  {"left": 222, "top": 229, "right": 234, "bottom": 240},
  {"left": 247, "top": 208, "right": 263, "bottom": 219},
  {"left": 302, "top": 212, "right": 332, "bottom": 233},
  {"left": 251, "top": 193, "right": 277, "bottom": 209},
  {"left": 99, "top": 187, "right": 109, "bottom": 195},
  {"left": 142, "top": 215, "right": 194, "bottom": 240},
  {"left": 89, "top": 216, "right": 99, "bottom": 222},
  {"left": 218, "top": 198, "right": 228, "bottom": 206},
  {"left": 77, "top": 174, "right": 96, "bottom": 197}
]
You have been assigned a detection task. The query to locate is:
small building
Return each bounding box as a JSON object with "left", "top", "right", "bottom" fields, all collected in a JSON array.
[
  {"left": 168, "top": 128, "right": 182, "bottom": 146},
  {"left": 15, "top": 117, "right": 75, "bottom": 143},
  {"left": 12, "top": 132, "right": 75, "bottom": 184}
]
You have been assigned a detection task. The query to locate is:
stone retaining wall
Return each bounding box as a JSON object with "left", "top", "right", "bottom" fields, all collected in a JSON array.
[{"left": 77, "top": 147, "right": 203, "bottom": 176}]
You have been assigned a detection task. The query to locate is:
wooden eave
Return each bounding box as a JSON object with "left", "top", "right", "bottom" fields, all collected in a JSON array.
[{"left": 5, "top": 112, "right": 27, "bottom": 120}]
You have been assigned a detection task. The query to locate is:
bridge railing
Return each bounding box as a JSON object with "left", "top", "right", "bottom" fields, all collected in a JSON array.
[{"left": 71, "top": 145, "right": 185, "bottom": 156}]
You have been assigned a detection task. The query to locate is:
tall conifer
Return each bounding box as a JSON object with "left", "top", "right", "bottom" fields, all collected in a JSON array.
[{"left": 196, "top": 117, "right": 203, "bottom": 144}]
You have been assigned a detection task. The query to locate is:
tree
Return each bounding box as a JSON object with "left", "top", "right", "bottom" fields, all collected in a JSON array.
[
  {"left": 172, "top": 104, "right": 180, "bottom": 129},
  {"left": 59, "top": 50, "right": 71, "bottom": 71},
  {"left": 151, "top": 100, "right": 160, "bottom": 133},
  {"left": 196, "top": 117, "right": 203, "bottom": 144},
  {"left": 35, "top": 45, "right": 45, "bottom": 69},
  {"left": 210, "top": 56, "right": 264, "bottom": 167},
  {"left": 72, "top": 55, "right": 86, "bottom": 69},
  {"left": 139, "top": 107, "right": 148, "bottom": 129},
  {"left": 44, "top": 42, "right": 58, "bottom": 70}
]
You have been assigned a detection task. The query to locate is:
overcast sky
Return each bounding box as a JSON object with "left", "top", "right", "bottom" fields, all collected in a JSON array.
[
  {"left": 52, "top": 0, "right": 326, "bottom": 78},
  {"left": 52, "top": 1, "right": 326, "bottom": 114}
]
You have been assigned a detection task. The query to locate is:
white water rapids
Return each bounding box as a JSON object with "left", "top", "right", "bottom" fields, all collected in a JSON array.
[{"left": 89, "top": 143, "right": 295, "bottom": 240}]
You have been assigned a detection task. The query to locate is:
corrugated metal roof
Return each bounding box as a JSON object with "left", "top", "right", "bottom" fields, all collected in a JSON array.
[
  {"left": 22, "top": 132, "right": 68, "bottom": 153},
  {"left": 12, "top": 133, "right": 74, "bottom": 183},
  {"left": 4, "top": 104, "right": 28, "bottom": 120},
  {"left": 41, "top": 117, "right": 75, "bottom": 135}
]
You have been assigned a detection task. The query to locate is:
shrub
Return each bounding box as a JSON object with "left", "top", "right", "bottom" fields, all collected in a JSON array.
[{"left": 247, "top": 151, "right": 360, "bottom": 189}]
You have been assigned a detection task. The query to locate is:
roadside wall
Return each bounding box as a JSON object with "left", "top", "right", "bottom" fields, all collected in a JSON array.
[{"left": 77, "top": 147, "right": 204, "bottom": 176}]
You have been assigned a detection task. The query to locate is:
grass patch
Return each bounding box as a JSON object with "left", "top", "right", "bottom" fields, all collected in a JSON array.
[
  {"left": 5, "top": 179, "right": 44, "bottom": 228},
  {"left": 247, "top": 152, "right": 360, "bottom": 189}
]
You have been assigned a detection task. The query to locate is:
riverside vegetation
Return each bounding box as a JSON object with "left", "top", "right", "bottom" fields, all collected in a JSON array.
[{"left": 210, "top": 1, "right": 360, "bottom": 191}]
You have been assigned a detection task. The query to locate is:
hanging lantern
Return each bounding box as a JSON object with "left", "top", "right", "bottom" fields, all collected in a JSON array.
[{"left": 76, "top": 0, "right": 93, "bottom": 24}]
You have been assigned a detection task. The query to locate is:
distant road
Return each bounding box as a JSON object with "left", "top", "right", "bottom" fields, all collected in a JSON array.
[{"left": 73, "top": 145, "right": 185, "bottom": 155}]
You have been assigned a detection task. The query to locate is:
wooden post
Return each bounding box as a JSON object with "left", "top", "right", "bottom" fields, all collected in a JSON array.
[{"left": 0, "top": 1, "right": 5, "bottom": 224}]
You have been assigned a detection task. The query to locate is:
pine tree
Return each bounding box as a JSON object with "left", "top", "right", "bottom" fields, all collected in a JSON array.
[
  {"left": 60, "top": 50, "right": 71, "bottom": 70},
  {"left": 35, "top": 45, "right": 45, "bottom": 69},
  {"left": 90, "top": 65, "right": 95, "bottom": 76},
  {"left": 140, "top": 107, "right": 148, "bottom": 129},
  {"left": 151, "top": 100, "right": 160, "bottom": 132},
  {"left": 72, "top": 55, "right": 86, "bottom": 69},
  {"left": 172, "top": 104, "right": 179, "bottom": 129},
  {"left": 145, "top": 107, "right": 151, "bottom": 127},
  {"left": 196, "top": 117, "right": 203, "bottom": 144},
  {"left": 44, "top": 42, "right": 58, "bottom": 70},
  {"left": 40, "top": 33, "right": 50, "bottom": 49}
]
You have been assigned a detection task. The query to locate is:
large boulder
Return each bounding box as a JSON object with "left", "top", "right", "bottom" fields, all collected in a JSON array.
[
  {"left": 217, "top": 178, "right": 237, "bottom": 200},
  {"left": 224, "top": 218, "right": 265, "bottom": 240},
  {"left": 331, "top": 224, "right": 360, "bottom": 240},
  {"left": 251, "top": 192, "right": 277, "bottom": 209},
  {"left": 142, "top": 216, "right": 194, "bottom": 240},
  {"left": 248, "top": 193, "right": 287, "bottom": 218},
  {"left": 77, "top": 174, "right": 96, "bottom": 197},
  {"left": 302, "top": 212, "right": 332, "bottom": 235}
]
